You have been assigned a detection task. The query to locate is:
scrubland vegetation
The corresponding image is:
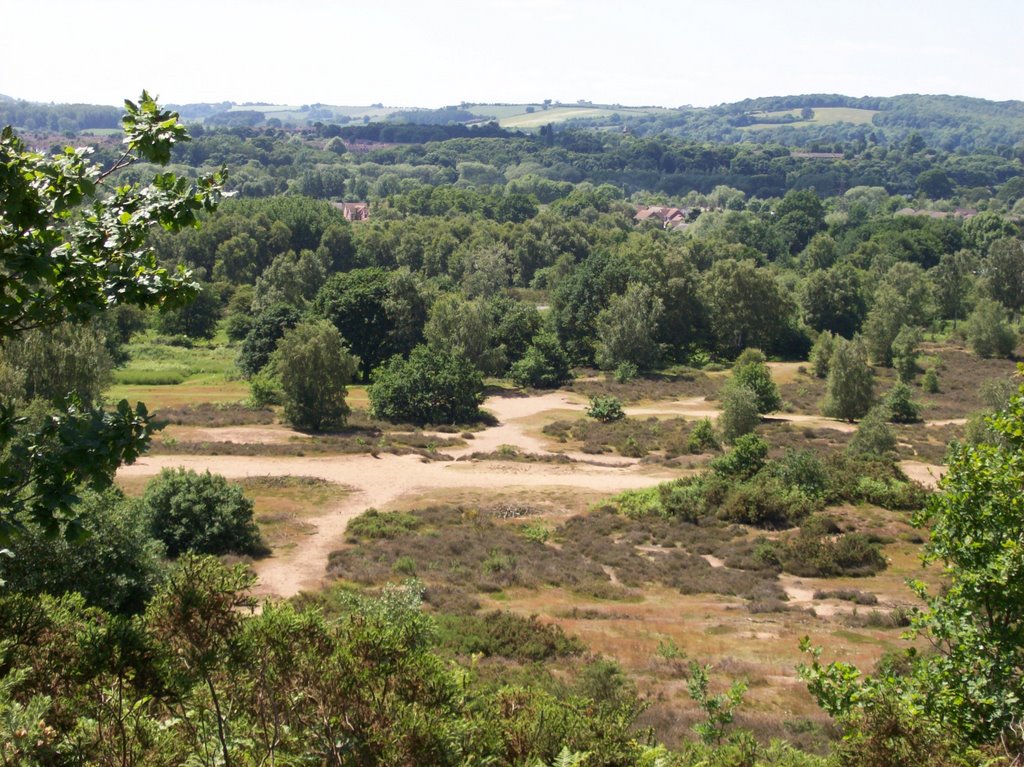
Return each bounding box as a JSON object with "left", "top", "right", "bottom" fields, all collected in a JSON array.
[{"left": 2, "top": 92, "right": 1024, "bottom": 765}]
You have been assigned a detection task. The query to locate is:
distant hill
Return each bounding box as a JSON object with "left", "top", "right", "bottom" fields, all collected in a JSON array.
[{"left": 3, "top": 93, "right": 1023, "bottom": 152}]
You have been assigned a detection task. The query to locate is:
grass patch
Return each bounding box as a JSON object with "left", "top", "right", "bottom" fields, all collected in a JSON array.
[
  {"left": 236, "top": 475, "right": 349, "bottom": 553},
  {"left": 113, "top": 369, "right": 188, "bottom": 385}
]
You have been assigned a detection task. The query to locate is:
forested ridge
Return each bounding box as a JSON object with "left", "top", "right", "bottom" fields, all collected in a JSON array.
[{"left": 2, "top": 93, "right": 1024, "bottom": 765}]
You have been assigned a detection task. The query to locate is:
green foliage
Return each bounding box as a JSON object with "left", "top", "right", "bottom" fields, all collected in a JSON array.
[
  {"left": 687, "top": 417, "right": 720, "bottom": 453},
  {"left": 237, "top": 302, "right": 301, "bottom": 377},
  {"left": 613, "top": 361, "right": 639, "bottom": 383},
  {"left": 702, "top": 259, "right": 796, "bottom": 354},
  {"left": 0, "top": 94, "right": 225, "bottom": 540},
  {"left": 884, "top": 381, "right": 922, "bottom": 423},
  {"left": 799, "top": 377, "right": 1024, "bottom": 761},
  {"left": 687, "top": 662, "right": 748, "bottom": 746},
  {"left": 717, "top": 381, "right": 761, "bottom": 443},
  {"left": 368, "top": 344, "right": 484, "bottom": 424},
  {"left": 436, "top": 611, "right": 584, "bottom": 662},
  {"left": 345, "top": 508, "right": 420, "bottom": 541},
  {"left": 808, "top": 331, "right": 835, "bottom": 379},
  {"left": 594, "top": 282, "right": 664, "bottom": 371},
  {"left": 586, "top": 395, "right": 624, "bottom": 423},
  {"left": 711, "top": 433, "right": 769, "bottom": 480},
  {"left": 0, "top": 487, "right": 163, "bottom": 614},
  {"left": 964, "top": 297, "right": 1017, "bottom": 358},
  {"left": 778, "top": 528, "right": 886, "bottom": 578},
  {"left": 921, "top": 367, "right": 939, "bottom": 393},
  {"left": 847, "top": 406, "right": 897, "bottom": 457},
  {"left": 909, "top": 379, "right": 1024, "bottom": 748},
  {"left": 141, "top": 468, "right": 265, "bottom": 557},
  {"left": 156, "top": 281, "right": 221, "bottom": 339},
  {"left": 822, "top": 336, "right": 873, "bottom": 421},
  {"left": 510, "top": 332, "right": 573, "bottom": 389},
  {"left": 890, "top": 325, "right": 921, "bottom": 383},
  {"left": 982, "top": 237, "right": 1024, "bottom": 315},
  {"left": 274, "top": 319, "right": 358, "bottom": 431},
  {"left": 0, "top": 321, "right": 113, "bottom": 407},
  {"left": 731, "top": 348, "right": 782, "bottom": 413},
  {"left": 799, "top": 264, "right": 866, "bottom": 338},
  {"left": 247, "top": 368, "right": 283, "bottom": 407},
  {"left": 424, "top": 293, "right": 506, "bottom": 376},
  {"left": 862, "top": 287, "right": 911, "bottom": 367},
  {"left": 313, "top": 267, "right": 399, "bottom": 379}
]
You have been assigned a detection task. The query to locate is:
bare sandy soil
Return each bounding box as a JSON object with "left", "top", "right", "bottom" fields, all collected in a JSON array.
[
  {"left": 119, "top": 387, "right": 955, "bottom": 600},
  {"left": 899, "top": 460, "right": 947, "bottom": 490},
  {"left": 120, "top": 390, "right": 671, "bottom": 598}
]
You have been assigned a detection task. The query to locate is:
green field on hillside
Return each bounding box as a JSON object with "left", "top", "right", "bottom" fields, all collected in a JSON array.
[
  {"left": 742, "top": 106, "right": 878, "bottom": 130},
  {"left": 496, "top": 105, "right": 668, "bottom": 129}
]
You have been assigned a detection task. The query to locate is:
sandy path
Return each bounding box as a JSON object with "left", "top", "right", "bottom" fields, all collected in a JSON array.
[
  {"left": 121, "top": 387, "right": 956, "bottom": 599},
  {"left": 899, "top": 460, "right": 946, "bottom": 490},
  {"left": 120, "top": 390, "right": 665, "bottom": 599}
]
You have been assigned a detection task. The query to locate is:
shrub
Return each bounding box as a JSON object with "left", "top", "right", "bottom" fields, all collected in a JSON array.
[
  {"left": 922, "top": 367, "right": 939, "bottom": 393},
  {"left": 0, "top": 488, "right": 164, "bottom": 614},
  {"left": 687, "top": 417, "right": 720, "bottom": 453},
  {"left": 611, "top": 487, "right": 662, "bottom": 519},
  {"left": 711, "top": 433, "right": 768, "bottom": 480},
  {"left": 369, "top": 345, "right": 484, "bottom": 425},
  {"left": 587, "top": 395, "right": 625, "bottom": 423},
  {"left": 509, "top": 332, "right": 573, "bottom": 389},
  {"left": 248, "top": 368, "right": 283, "bottom": 407},
  {"left": 141, "top": 468, "right": 266, "bottom": 558},
  {"left": 718, "top": 476, "right": 816, "bottom": 529},
  {"left": 884, "top": 381, "right": 922, "bottom": 423},
  {"left": 436, "top": 611, "right": 584, "bottom": 662},
  {"left": 717, "top": 381, "right": 761, "bottom": 443},
  {"left": 847, "top": 406, "right": 897, "bottom": 457},
  {"left": 346, "top": 508, "right": 420, "bottom": 541},
  {"left": 779, "top": 529, "right": 886, "bottom": 577},
  {"left": 731, "top": 348, "right": 782, "bottom": 413},
  {"left": 769, "top": 449, "right": 829, "bottom": 500},
  {"left": 613, "top": 361, "right": 639, "bottom": 383}
]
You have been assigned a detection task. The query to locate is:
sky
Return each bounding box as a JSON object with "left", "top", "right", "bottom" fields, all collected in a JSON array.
[{"left": 4, "top": 0, "right": 1023, "bottom": 108}]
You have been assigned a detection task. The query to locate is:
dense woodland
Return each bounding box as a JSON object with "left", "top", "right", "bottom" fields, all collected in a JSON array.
[{"left": 1, "top": 94, "right": 1024, "bottom": 765}]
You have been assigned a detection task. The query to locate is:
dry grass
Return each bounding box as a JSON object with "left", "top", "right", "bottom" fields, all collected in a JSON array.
[
  {"left": 239, "top": 476, "right": 351, "bottom": 553},
  {"left": 569, "top": 370, "right": 716, "bottom": 404}
]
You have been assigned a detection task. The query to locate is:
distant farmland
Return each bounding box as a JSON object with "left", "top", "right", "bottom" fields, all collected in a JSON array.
[
  {"left": 741, "top": 106, "right": 878, "bottom": 130},
  {"left": 493, "top": 104, "right": 669, "bottom": 129}
]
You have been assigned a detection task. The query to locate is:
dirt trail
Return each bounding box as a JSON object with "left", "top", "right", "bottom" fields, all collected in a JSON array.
[
  {"left": 120, "top": 387, "right": 955, "bottom": 599},
  {"left": 120, "top": 390, "right": 666, "bottom": 599},
  {"left": 899, "top": 460, "right": 946, "bottom": 490}
]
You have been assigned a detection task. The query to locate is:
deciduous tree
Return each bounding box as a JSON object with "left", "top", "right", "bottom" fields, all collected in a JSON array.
[
  {"left": 274, "top": 319, "right": 358, "bottom": 431},
  {"left": 0, "top": 92, "right": 225, "bottom": 542}
]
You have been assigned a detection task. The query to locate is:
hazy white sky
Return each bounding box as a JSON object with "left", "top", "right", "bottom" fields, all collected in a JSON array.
[{"left": 4, "top": 0, "right": 1023, "bottom": 107}]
